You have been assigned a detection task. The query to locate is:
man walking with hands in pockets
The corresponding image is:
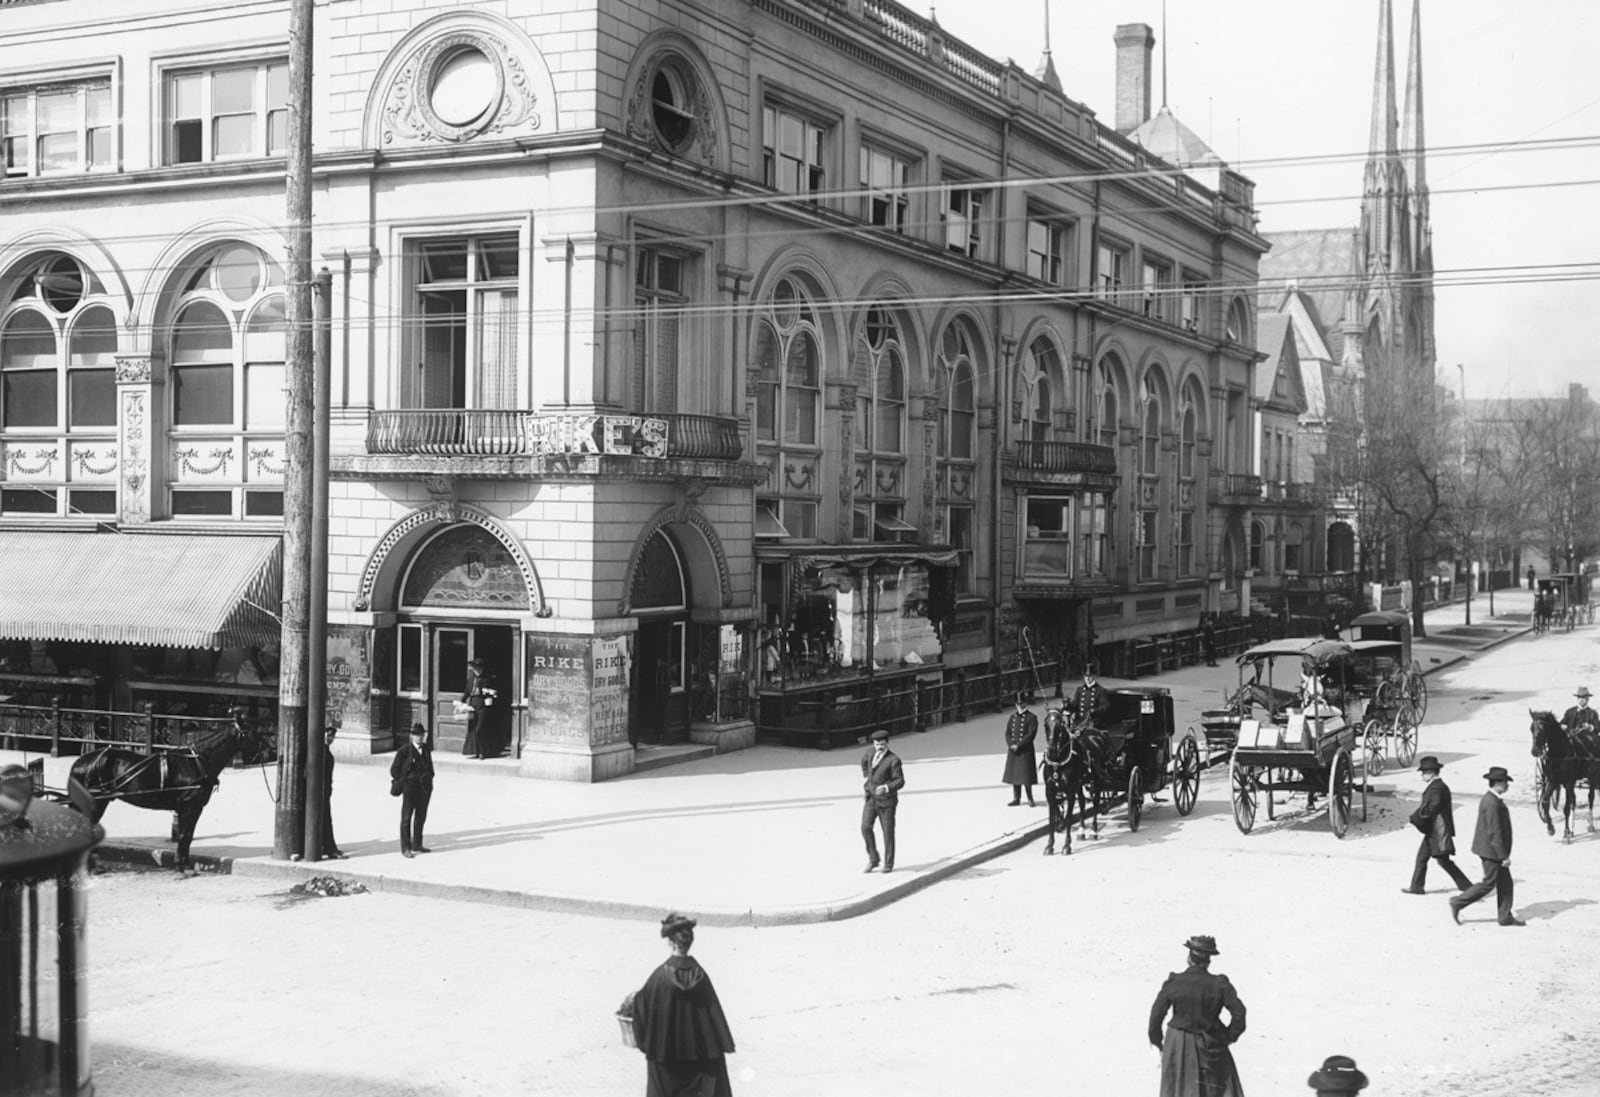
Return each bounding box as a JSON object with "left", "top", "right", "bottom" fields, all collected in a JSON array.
[
  {"left": 1450, "top": 765, "right": 1524, "bottom": 926},
  {"left": 860, "top": 728, "right": 904, "bottom": 874}
]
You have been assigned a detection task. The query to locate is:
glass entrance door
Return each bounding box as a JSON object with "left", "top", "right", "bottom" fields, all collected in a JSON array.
[{"left": 432, "top": 627, "right": 472, "bottom": 752}]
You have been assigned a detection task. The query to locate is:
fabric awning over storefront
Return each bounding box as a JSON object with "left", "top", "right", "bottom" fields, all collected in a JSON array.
[{"left": 0, "top": 531, "right": 282, "bottom": 649}]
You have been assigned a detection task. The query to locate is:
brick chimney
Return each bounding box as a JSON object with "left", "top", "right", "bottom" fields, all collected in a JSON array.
[{"left": 1114, "top": 23, "right": 1155, "bottom": 135}]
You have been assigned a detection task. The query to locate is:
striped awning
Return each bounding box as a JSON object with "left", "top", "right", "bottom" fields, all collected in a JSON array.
[{"left": 0, "top": 531, "right": 281, "bottom": 649}]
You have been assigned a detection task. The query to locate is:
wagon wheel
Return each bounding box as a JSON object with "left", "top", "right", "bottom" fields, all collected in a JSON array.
[
  {"left": 1393, "top": 707, "right": 1419, "bottom": 767},
  {"left": 1361, "top": 719, "right": 1386, "bottom": 777},
  {"left": 1127, "top": 767, "right": 1145, "bottom": 832},
  {"left": 1172, "top": 736, "right": 1201, "bottom": 816},
  {"left": 1328, "top": 748, "right": 1354, "bottom": 839},
  {"left": 1373, "top": 679, "right": 1395, "bottom": 715},
  {"left": 1229, "top": 754, "right": 1257, "bottom": 834}
]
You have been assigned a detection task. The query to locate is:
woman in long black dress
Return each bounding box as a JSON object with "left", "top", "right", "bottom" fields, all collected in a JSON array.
[
  {"left": 1148, "top": 934, "right": 1247, "bottom": 1097},
  {"left": 630, "top": 913, "right": 736, "bottom": 1097}
]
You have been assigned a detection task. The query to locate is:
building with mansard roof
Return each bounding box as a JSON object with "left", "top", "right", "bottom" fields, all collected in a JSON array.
[{"left": 0, "top": 0, "right": 1267, "bottom": 778}]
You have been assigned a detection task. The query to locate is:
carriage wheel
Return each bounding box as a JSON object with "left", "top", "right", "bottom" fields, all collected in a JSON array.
[
  {"left": 1373, "top": 680, "right": 1395, "bottom": 715},
  {"left": 1394, "top": 708, "right": 1419, "bottom": 767},
  {"left": 1172, "top": 736, "right": 1201, "bottom": 816},
  {"left": 1229, "top": 755, "right": 1257, "bottom": 834},
  {"left": 1407, "top": 670, "right": 1429, "bottom": 723},
  {"left": 1126, "top": 768, "right": 1145, "bottom": 831},
  {"left": 1329, "top": 748, "right": 1354, "bottom": 838},
  {"left": 1361, "top": 719, "right": 1385, "bottom": 777}
]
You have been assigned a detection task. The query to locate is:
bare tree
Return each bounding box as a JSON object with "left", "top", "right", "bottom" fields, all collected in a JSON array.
[{"left": 1507, "top": 389, "right": 1600, "bottom": 574}]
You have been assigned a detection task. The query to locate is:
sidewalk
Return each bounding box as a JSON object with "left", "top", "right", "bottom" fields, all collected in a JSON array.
[{"left": 12, "top": 587, "right": 1533, "bottom": 925}]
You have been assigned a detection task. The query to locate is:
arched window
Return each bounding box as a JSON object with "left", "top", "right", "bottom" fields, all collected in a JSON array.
[
  {"left": 853, "top": 305, "right": 907, "bottom": 541},
  {"left": 1250, "top": 520, "right": 1266, "bottom": 572},
  {"left": 937, "top": 323, "right": 977, "bottom": 461},
  {"left": 754, "top": 275, "right": 823, "bottom": 539},
  {"left": 1024, "top": 337, "right": 1060, "bottom": 445},
  {"left": 1225, "top": 298, "right": 1250, "bottom": 344},
  {"left": 165, "top": 243, "right": 286, "bottom": 518},
  {"left": 1097, "top": 381, "right": 1118, "bottom": 452},
  {"left": 1179, "top": 401, "right": 1196, "bottom": 478},
  {"left": 0, "top": 253, "right": 118, "bottom": 518},
  {"left": 1140, "top": 388, "right": 1161, "bottom": 477}
]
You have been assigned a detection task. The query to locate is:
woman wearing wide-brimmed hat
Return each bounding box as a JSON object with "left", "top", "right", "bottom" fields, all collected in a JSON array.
[
  {"left": 1147, "top": 935, "right": 1247, "bottom": 1097},
  {"left": 628, "top": 913, "right": 737, "bottom": 1097}
]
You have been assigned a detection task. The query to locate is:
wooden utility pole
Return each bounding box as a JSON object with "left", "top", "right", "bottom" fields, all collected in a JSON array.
[
  {"left": 304, "top": 268, "right": 332, "bottom": 860},
  {"left": 275, "top": 0, "right": 314, "bottom": 860}
]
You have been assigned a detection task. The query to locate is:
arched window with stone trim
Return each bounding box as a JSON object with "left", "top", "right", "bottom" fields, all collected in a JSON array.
[
  {"left": 936, "top": 318, "right": 981, "bottom": 591},
  {"left": 164, "top": 242, "right": 286, "bottom": 520},
  {"left": 1022, "top": 335, "right": 1062, "bottom": 446},
  {"left": 753, "top": 274, "right": 823, "bottom": 540},
  {"left": 0, "top": 252, "right": 119, "bottom": 518},
  {"left": 853, "top": 304, "right": 907, "bottom": 541}
]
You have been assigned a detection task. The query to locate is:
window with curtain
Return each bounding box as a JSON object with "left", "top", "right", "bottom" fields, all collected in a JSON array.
[
  {"left": 1179, "top": 403, "right": 1196, "bottom": 479},
  {"left": 635, "top": 245, "right": 686, "bottom": 414},
  {"left": 408, "top": 233, "right": 520, "bottom": 410},
  {"left": 1141, "top": 394, "right": 1161, "bottom": 477}
]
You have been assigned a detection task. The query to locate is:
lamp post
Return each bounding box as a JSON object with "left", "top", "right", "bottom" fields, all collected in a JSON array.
[{"left": 1458, "top": 364, "right": 1473, "bottom": 626}]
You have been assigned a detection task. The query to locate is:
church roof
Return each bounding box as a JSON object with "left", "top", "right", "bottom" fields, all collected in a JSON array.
[
  {"left": 1129, "top": 107, "right": 1220, "bottom": 167},
  {"left": 1260, "top": 228, "right": 1357, "bottom": 361},
  {"left": 1254, "top": 313, "right": 1305, "bottom": 413}
]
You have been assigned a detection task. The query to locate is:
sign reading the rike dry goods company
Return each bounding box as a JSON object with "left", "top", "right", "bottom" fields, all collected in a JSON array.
[
  {"left": 524, "top": 633, "right": 633, "bottom": 747},
  {"left": 525, "top": 415, "right": 669, "bottom": 458}
]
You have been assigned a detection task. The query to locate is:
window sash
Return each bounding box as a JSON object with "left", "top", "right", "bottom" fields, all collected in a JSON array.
[
  {"left": 166, "top": 61, "right": 287, "bottom": 164},
  {"left": 860, "top": 146, "right": 910, "bottom": 231},
  {"left": 1027, "top": 219, "right": 1063, "bottom": 283},
  {"left": 1, "top": 80, "right": 114, "bottom": 176},
  {"left": 763, "top": 106, "right": 825, "bottom": 195}
]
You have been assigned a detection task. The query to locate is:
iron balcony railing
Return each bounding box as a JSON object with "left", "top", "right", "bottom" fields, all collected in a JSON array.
[
  {"left": 1207, "top": 470, "right": 1262, "bottom": 502},
  {"left": 1013, "top": 440, "right": 1118, "bottom": 474},
  {"left": 366, "top": 410, "right": 745, "bottom": 461}
]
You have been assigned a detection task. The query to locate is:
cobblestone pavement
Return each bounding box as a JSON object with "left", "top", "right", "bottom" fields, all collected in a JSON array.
[{"left": 79, "top": 605, "right": 1600, "bottom": 1097}]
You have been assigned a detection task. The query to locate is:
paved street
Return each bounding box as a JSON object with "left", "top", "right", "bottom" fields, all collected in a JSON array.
[{"left": 59, "top": 590, "right": 1600, "bottom": 1096}]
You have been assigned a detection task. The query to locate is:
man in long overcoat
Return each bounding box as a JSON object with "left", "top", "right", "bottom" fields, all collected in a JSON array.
[
  {"left": 1071, "top": 666, "right": 1109, "bottom": 728},
  {"left": 1002, "top": 692, "right": 1038, "bottom": 807},
  {"left": 1450, "top": 766, "right": 1524, "bottom": 926},
  {"left": 1402, "top": 755, "right": 1470, "bottom": 894},
  {"left": 860, "top": 728, "right": 905, "bottom": 873}
]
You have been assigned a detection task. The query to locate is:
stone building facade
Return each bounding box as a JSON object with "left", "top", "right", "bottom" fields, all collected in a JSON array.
[{"left": 0, "top": 0, "right": 1267, "bottom": 778}]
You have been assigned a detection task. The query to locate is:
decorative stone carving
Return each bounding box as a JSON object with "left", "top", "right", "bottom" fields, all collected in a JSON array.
[
  {"left": 355, "top": 502, "right": 545, "bottom": 614},
  {"left": 114, "top": 356, "right": 151, "bottom": 384},
  {"left": 119, "top": 389, "right": 149, "bottom": 524},
  {"left": 616, "top": 504, "right": 733, "bottom": 614},
  {"left": 381, "top": 30, "right": 541, "bottom": 147},
  {"left": 625, "top": 51, "right": 718, "bottom": 165}
]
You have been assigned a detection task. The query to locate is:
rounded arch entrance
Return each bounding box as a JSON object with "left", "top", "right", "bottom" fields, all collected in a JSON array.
[
  {"left": 357, "top": 503, "right": 544, "bottom": 756},
  {"left": 619, "top": 506, "right": 737, "bottom": 745}
]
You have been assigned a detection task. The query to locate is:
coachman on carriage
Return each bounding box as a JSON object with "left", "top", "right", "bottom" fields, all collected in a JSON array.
[{"left": 1040, "top": 685, "right": 1199, "bottom": 855}]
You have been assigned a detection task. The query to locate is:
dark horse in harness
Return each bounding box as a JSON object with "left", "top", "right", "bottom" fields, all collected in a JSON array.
[
  {"left": 1041, "top": 706, "right": 1119, "bottom": 855},
  {"left": 1529, "top": 709, "right": 1600, "bottom": 842},
  {"left": 69, "top": 714, "right": 267, "bottom": 873}
]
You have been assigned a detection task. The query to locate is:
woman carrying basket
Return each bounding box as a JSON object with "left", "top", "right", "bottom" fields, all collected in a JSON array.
[{"left": 627, "top": 912, "right": 737, "bottom": 1097}]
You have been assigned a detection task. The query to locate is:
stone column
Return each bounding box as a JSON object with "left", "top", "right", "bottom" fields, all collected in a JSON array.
[
  {"left": 830, "top": 382, "right": 856, "bottom": 541},
  {"left": 519, "top": 617, "right": 639, "bottom": 782},
  {"left": 114, "top": 355, "right": 157, "bottom": 524}
]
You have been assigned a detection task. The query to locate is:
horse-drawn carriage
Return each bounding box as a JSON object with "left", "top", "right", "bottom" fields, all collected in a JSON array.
[
  {"left": 1226, "top": 639, "right": 1368, "bottom": 839},
  {"left": 1341, "top": 639, "right": 1420, "bottom": 776},
  {"left": 1534, "top": 574, "right": 1589, "bottom": 633},
  {"left": 1041, "top": 685, "right": 1200, "bottom": 854}
]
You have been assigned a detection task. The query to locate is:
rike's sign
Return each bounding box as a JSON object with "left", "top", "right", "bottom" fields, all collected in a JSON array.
[{"left": 527, "top": 414, "right": 669, "bottom": 459}]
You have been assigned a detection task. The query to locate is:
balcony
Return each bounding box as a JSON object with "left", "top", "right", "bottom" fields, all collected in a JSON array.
[
  {"left": 1256, "top": 480, "right": 1318, "bottom": 508},
  {"left": 339, "top": 409, "right": 762, "bottom": 485},
  {"left": 1207, "top": 470, "right": 1261, "bottom": 505},
  {"left": 1007, "top": 440, "right": 1119, "bottom": 489}
]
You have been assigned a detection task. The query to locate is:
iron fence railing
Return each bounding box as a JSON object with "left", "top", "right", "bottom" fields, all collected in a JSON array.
[
  {"left": 365, "top": 410, "right": 745, "bottom": 461},
  {"left": 0, "top": 702, "right": 258, "bottom": 764}
]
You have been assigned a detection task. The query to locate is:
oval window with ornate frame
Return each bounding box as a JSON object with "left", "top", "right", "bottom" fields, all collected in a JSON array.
[
  {"left": 648, "top": 57, "right": 699, "bottom": 151},
  {"left": 415, "top": 32, "right": 506, "bottom": 142}
]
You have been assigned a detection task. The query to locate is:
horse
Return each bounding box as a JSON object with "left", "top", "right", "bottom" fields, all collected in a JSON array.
[
  {"left": 1529, "top": 709, "right": 1600, "bottom": 842},
  {"left": 1534, "top": 594, "right": 1556, "bottom": 635},
  {"left": 69, "top": 713, "right": 269, "bottom": 873},
  {"left": 1041, "top": 705, "right": 1121, "bottom": 855}
]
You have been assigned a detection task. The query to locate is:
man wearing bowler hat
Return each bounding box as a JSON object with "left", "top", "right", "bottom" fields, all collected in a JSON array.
[
  {"left": 860, "top": 728, "right": 904, "bottom": 873},
  {"left": 1560, "top": 685, "right": 1600, "bottom": 737},
  {"left": 1402, "top": 755, "right": 1472, "bottom": 894},
  {"left": 1450, "top": 765, "right": 1524, "bottom": 926}
]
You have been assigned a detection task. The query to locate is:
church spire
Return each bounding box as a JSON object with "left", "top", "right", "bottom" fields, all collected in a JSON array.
[
  {"left": 1034, "top": 0, "right": 1061, "bottom": 92},
  {"left": 1368, "top": 0, "right": 1397, "bottom": 158},
  {"left": 1401, "top": 0, "right": 1426, "bottom": 193}
]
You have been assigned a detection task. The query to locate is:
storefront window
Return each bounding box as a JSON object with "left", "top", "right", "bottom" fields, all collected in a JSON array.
[
  {"left": 757, "top": 559, "right": 946, "bottom": 686},
  {"left": 1023, "top": 496, "right": 1074, "bottom": 578}
]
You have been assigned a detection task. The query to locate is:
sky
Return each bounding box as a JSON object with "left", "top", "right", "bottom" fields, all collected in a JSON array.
[{"left": 931, "top": 0, "right": 1600, "bottom": 400}]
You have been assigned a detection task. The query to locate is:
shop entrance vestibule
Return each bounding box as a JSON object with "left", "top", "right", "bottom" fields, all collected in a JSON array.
[{"left": 428, "top": 624, "right": 516, "bottom": 755}]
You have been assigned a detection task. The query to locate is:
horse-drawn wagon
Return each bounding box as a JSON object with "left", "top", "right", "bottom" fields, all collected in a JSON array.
[
  {"left": 1040, "top": 685, "right": 1199, "bottom": 854},
  {"left": 1227, "top": 639, "right": 1368, "bottom": 839}
]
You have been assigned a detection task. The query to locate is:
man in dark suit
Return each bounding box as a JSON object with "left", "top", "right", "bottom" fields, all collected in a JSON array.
[
  {"left": 390, "top": 723, "right": 435, "bottom": 858},
  {"left": 319, "top": 722, "right": 348, "bottom": 860},
  {"left": 1071, "top": 666, "right": 1109, "bottom": 728},
  {"left": 1002, "top": 692, "right": 1038, "bottom": 807},
  {"left": 1402, "top": 755, "right": 1469, "bottom": 894},
  {"left": 1450, "top": 766, "right": 1524, "bottom": 926},
  {"left": 860, "top": 728, "right": 905, "bottom": 874}
]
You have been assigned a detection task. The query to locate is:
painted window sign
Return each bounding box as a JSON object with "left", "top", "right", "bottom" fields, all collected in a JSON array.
[{"left": 523, "top": 414, "right": 670, "bottom": 458}]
